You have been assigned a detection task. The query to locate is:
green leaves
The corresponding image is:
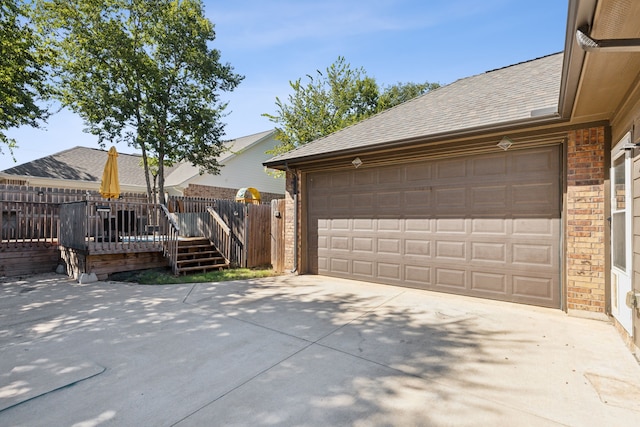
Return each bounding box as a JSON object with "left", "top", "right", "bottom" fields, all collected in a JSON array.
[
  {"left": 0, "top": 0, "right": 50, "bottom": 158},
  {"left": 264, "top": 56, "right": 439, "bottom": 155},
  {"left": 32, "top": 0, "right": 243, "bottom": 202}
]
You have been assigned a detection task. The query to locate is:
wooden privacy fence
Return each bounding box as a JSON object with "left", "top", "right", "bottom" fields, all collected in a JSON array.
[{"left": 245, "top": 203, "right": 271, "bottom": 268}]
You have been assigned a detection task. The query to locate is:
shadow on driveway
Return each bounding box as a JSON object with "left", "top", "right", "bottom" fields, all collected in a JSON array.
[{"left": 1, "top": 273, "right": 639, "bottom": 426}]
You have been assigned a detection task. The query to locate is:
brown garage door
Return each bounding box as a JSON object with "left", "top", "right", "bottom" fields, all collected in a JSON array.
[{"left": 307, "top": 145, "right": 561, "bottom": 308}]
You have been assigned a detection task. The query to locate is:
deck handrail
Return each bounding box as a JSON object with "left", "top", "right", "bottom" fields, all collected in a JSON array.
[
  {"left": 159, "top": 204, "right": 180, "bottom": 274},
  {"left": 1, "top": 200, "right": 61, "bottom": 248},
  {"left": 206, "top": 207, "right": 231, "bottom": 265}
]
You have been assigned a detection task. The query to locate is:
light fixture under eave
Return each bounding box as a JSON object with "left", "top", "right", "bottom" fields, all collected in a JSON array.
[
  {"left": 497, "top": 137, "right": 513, "bottom": 151},
  {"left": 352, "top": 157, "right": 363, "bottom": 168}
]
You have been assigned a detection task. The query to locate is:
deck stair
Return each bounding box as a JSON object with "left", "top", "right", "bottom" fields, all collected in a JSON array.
[{"left": 175, "top": 237, "right": 229, "bottom": 275}]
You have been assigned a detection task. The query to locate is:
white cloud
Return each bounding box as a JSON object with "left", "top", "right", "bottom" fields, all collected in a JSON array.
[{"left": 205, "top": 0, "right": 483, "bottom": 50}]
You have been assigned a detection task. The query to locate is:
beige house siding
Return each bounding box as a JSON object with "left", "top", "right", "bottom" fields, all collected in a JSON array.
[{"left": 187, "top": 136, "right": 285, "bottom": 196}]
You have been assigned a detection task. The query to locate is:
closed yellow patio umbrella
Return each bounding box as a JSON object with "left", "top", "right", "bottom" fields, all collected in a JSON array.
[{"left": 99, "top": 146, "right": 120, "bottom": 199}]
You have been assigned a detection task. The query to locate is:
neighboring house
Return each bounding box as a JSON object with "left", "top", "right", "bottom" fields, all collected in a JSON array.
[
  {"left": 0, "top": 146, "right": 160, "bottom": 194},
  {"left": 0, "top": 130, "right": 284, "bottom": 202},
  {"left": 264, "top": 0, "right": 640, "bottom": 353},
  {"left": 165, "top": 129, "right": 285, "bottom": 203}
]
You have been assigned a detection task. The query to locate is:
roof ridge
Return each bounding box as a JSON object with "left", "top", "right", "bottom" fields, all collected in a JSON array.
[
  {"left": 484, "top": 51, "right": 563, "bottom": 74},
  {"left": 266, "top": 52, "right": 564, "bottom": 166}
]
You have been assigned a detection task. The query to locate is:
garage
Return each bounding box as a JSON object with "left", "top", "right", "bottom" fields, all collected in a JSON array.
[{"left": 306, "top": 145, "right": 561, "bottom": 308}]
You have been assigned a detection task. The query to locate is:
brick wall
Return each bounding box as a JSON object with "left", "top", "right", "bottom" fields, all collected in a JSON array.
[
  {"left": 566, "top": 126, "right": 607, "bottom": 314},
  {"left": 184, "top": 183, "right": 284, "bottom": 204},
  {"left": 283, "top": 171, "right": 298, "bottom": 271}
]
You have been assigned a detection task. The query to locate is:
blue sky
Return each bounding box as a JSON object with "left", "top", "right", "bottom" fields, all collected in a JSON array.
[{"left": 1, "top": 0, "right": 569, "bottom": 171}]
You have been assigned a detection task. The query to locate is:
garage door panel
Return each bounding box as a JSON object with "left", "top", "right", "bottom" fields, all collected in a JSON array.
[
  {"left": 310, "top": 195, "right": 329, "bottom": 211},
  {"left": 471, "top": 271, "right": 508, "bottom": 293},
  {"left": 512, "top": 149, "right": 556, "bottom": 174},
  {"left": 353, "top": 260, "right": 374, "bottom": 277},
  {"left": 405, "top": 239, "right": 431, "bottom": 256},
  {"left": 317, "top": 255, "right": 328, "bottom": 271},
  {"left": 435, "top": 240, "right": 466, "bottom": 260},
  {"left": 378, "top": 263, "right": 401, "bottom": 280},
  {"left": 436, "top": 158, "right": 467, "bottom": 179},
  {"left": 471, "top": 218, "right": 508, "bottom": 234},
  {"left": 354, "top": 169, "right": 376, "bottom": 185},
  {"left": 404, "top": 189, "right": 432, "bottom": 208},
  {"left": 352, "top": 193, "right": 375, "bottom": 209},
  {"left": 329, "top": 236, "right": 349, "bottom": 251},
  {"left": 329, "top": 194, "right": 350, "bottom": 210},
  {"left": 512, "top": 243, "right": 554, "bottom": 267},
  {"left": 405, "top": 218, "right": 431, "bottom": 232},
  {"left": 435, "top": 219, "right": 467, "bottom": 233},
  {"left": 309, "top": 174, "right": 331, "bottom": 189},
  {"left": 378, "top": 167, "right": 403, "bottom": 183},
  {"left": 513, "top": 275, "right": 555, "bottom": 300},
  {"left": 378, "top": 218, "right": 402, "bottom": 231},
  {"left": 331, "top": 171, "right": 351, "bottom": 187},
  {"left": 330, "top": 258, "right": 350, "bottom": 274},
  {"left": 436, "top": 268, "right": 467, "bottom": 289},
  {"left": 471, "top": 242, "right": 507, "bottom": 263},
  {"left": 378, "top": 192, "right": 402, "bottom": 209},
  {"left": 512, "top": 218, "right": 554, "bottom": 236},
  {"left": 405, "top": 265, "right": 432, "bottom": 286},
  {"left": 472, "top": 154, "right": 508, "bottom": 176},
  {"left": 512, "top": 182, "right": 558, "bottom": 210},
  {"left": 352, "top": 218, "right": 374, "bottom": 229},
  {"left": 329, "top": 218, "right": 350, "bottom": 230},
  {"left": 307, "top": 145, "right": 561, "bottom": 308},
  {"left": 377, "top": 238, "right": 401, "bottom": 254},
  {"left": 352, "top": 237, "right": 374, "bottom": 253},
  {"left": 435, "top": 187, "right": 466, "bottom": 209},
  {"left": 317, "top": 235, "right": 328, "bottom": 249},
  {"left": 471, "top": 185, "right": 508, "bottom": 210}
]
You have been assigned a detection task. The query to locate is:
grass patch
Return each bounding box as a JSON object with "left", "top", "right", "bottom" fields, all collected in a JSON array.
[{"left": 110, "top": 267, "right": 280, "bottom": 285}]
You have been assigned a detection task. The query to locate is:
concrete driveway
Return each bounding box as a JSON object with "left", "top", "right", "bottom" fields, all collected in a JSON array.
[{"left": 1, "top": 273, "right": 639, "bottom": 426}]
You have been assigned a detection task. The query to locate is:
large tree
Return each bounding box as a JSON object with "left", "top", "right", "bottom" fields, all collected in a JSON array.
[
  {"left": 33, "top": 0, "right": 243, "bottom": 203},
  {"left": 264, "top": 56, "right": 439, "bottom": 155},
  {"left": 376, "top": 81, "right": 440, "bottom": 112},
  {"left": 263, "top": 56, "right": 378, "bottom": 156},
  {"left": 0, "top": 0, "right": 49, "bottom": 159}
]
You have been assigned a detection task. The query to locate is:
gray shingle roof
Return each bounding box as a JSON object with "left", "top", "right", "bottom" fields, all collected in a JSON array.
[
  {"left": 1, "top": 146, "right": 177, "bottom": 186},
  {"left": 265, "top": 53, "right": 563, "bottom": 165},
  {"left": 1, "top": 131, "right": 276, "bottom": 186}
]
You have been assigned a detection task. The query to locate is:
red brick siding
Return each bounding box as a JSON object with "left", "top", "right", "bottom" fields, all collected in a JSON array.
[
  {"left": 566, "top": 126, "right": 607, "bottom": 313},
  {"left": 184, "top": 183, "right": 284, "bottom": 204}
]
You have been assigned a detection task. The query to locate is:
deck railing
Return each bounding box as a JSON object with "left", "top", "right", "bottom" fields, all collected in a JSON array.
[
  {"left": 59, "top": 200, "right": 166, "bottom": 254},
  {"left": 1, "top": 200, "right": 60, "bottom": 249},
  {"left": 159, "top": 204, "right": 180, "bottom": 274},
  {"left": 55, "top": 197, "right": 269, "bottom": 272},
  {"left": 206, "top": 207, "right": 232, "bottom": 265}
]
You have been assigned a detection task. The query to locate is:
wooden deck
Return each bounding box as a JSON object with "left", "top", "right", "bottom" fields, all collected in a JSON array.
[{"left": 1, "top": 196, "right": 273, "bottom": 279}]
